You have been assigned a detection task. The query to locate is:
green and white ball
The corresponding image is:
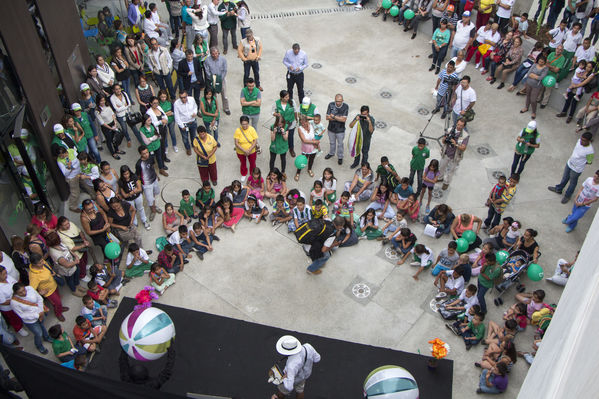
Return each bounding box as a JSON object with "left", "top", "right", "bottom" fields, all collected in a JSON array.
[
  {"left": 364, "top": 365, "right": 419, "bottom": 398},
  {"left": 119, "top": 307, "right": 176, "bottom": 361}
]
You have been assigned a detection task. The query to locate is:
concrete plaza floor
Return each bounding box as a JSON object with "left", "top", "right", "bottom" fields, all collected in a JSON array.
[{"left": 20, "top": 1, "right": 592, "bottom": 398}]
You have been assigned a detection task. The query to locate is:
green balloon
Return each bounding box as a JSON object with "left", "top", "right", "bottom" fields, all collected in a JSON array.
[
  {"left": 404, "top": 9, "right": 415, "bottom": 20},
  {"left": 462, "top": 229, "right": 476, "bottom": 244},
  {"left": 389, "top": 5, "right": 400, "bottom": 16},
  {"left": 495, "top": 250, "right": 509, "bottom": 264},
  {"left": 542, "top": 75, "right": 556, "bottom": 88},
  {"left": 456, "top": 238, "right": 469, "bottom": 253},
  {"left": 527, "top": 263, "right": 544, "bottom": 281},
  {"left": 104, "top": 242, "right": 121, "bottom": 260},
  {"left": 294, "top": 154, "right": 308, "bottom": 170},
  {"left": 382, "top": 0, "right": 392, "bottom": 9}
]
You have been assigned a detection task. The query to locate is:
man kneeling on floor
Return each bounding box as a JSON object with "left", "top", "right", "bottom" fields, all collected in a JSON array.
[
  {"left": 305, "top": 216, "right": 345, "bottom": 275},
  {"left": 272, "top": 335, "right": 321, "bottom": 399}
]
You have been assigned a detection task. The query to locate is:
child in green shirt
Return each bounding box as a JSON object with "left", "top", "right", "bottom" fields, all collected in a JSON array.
[
  {"left": 180, "top": 189, "right": 197, "bottom": 223},
  {"left": 460, "top": 313, "right": 486, "bottom": 350},
  {"left": 409, "top": 138, "right": 430, "bottom": 196},
  {"left": 375, "top": 156, "right": 400, "bottom": 189}
]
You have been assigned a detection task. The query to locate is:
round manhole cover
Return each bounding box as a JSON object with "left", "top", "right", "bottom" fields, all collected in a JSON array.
[
  {"left": 385, "top": 247, "right": 400, "bottom": 260},
  {"left": 311, "top": 63, "right": 322, "bottom": 69},
  {"left": 432, "top": 188, "right": 444, "bottom": 199},
  {"left": 352, "top": 283, "right": 371, "bottom": 298},
  {"left": 477, "top": 146, "right": 491, "bottom": 155},
  {"left": 305, "top": 89, "right": 312, "bottom": 97},
  {"left": 345, "top": 77, "right": 357, "bottom": 84},
  {"left": 418, "top": 107, "right": 430, "bottom": 116},
  {"left": 375, "top": 121, "right": 388, "bottom": 129},
  {"left": 380, "top": 91, "right": 392, "bottom": 99},
  {"left": 161, "top": 178, "right": 202, "bottom": 204},
  {"left": 492, "top": 170, "right": 506, "bottom": 179}
]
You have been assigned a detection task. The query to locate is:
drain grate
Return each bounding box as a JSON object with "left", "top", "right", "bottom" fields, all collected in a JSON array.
[
  {"left": 380, "top": 91, "right": 392, "bottom": 99},
  {"left": 418, "top": 107, "right": 430, "bottom": 116},
  {"left": 345, "top": 77, "right": 357, "bottom": 84},
  {"left": 492, "top": 170, "right": 506, "bottom": 179},
  {"left": 312, "top": 63, "right": 322, "bottom": 69},
  {"left": 431, "top": 187, "right": 444, "bottom": 199},
  {"left": 251, "top": 6, "right": 375, "bottom": 20},
  {"left": 375, "top": 121, "right": 388, "bottom": 129},
  {"left": 305, "top": 89, "right": 313, "bottom": 97},
  {"left": 352, "top": 283, "right": 371, "bottom": 298},
  {"left": 477, "top": 146, "right": 491, "bottom": 156}
]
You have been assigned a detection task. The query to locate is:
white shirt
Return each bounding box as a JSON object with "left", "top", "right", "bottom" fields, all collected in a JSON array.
[
  {"left": 360, "top": 216, "right": 379, "bottom": 229},
  {"left": 0, "top": 252, "right": 19, "bottom": 281},
  {"left": 458, "top": 289, "right": 479, "bottom": 312},
  {"left": 144, "top": 18, "right": 160, "bottom": 39},
  {"left": 444, "top": 270, "right": 465, "bottom": 293},
  {"left": 548, "top": 27, "right": 567, "bottom": 49},
  {"left": 282, "top": 344, "right": 321, "bottom": 391},
  {"left": 452, "top": 20, "right": 476, "bottom": 49},
  {"left": 0, "top": 276, "right": 17, "bottom": 311},
  {"left": 96, "top": 63, "right": 115, "bottom": 88},
  {"left": 577, "top": 177, "right": 599, "bottom": 203},
  {"left": 484, "top": 30, "right": 501, "bottom": 50},
  {"left": 126, "top": 248, "right": 149, "bottom": 267},
  {"left": 168, "top": 230, "right": 185, "bottom": 245},
  {"left": 207, "top": 2, "right": 226, "bottom": 25},
  {"left": 174, "top": 98, "right": 199, "bottom": 128},
  {"left": 151, "top": 10, "right": 162, "bottom": 25},
  {"left": 575, "top": 45, "right": 595, "bottom": 62},
  {"left": 563, "top": 30, "right": 583, "bottom": 52},
  {"left": 495, "top": 0, "right": 514, "bottom": 19},
  {"left": 567, "top": 139, "right": 594, "bottom": 173},
  {"left": 188, "top": 6, "right": 209, "bottom": 31},
  {"left": 110, "top": 92, "right": 133, "bottom": 118},
  {"left": 452, "top": 86, "right": 477, "bottom": 114},
  {"left": 411, "top": 246, "right": 435, "bottom": 267},
  {"left": 11, "top": 286, "right": 44, "bottom": 324},
  {"left": 447, "top": 57, "right": 467, "bottom": 77},
  {"left": 475, "top": 26, "right": 489, "bottom": 43},
  {"left": 57, "top": 156, "right": 81, "bottom": 180},
  {"left": 146, "top": 106, "right": 168, "bottom": 129}
]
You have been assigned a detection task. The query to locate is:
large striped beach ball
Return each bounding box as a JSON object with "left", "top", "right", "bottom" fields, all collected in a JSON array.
[
  {"left": 119, "top": 307, "right": 176, "bottom": 361},
  {"left": 363, "top": 365, "right": 419, "bottom": 398}
]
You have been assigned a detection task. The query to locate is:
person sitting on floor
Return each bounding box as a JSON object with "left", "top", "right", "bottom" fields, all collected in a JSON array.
[
  {"left": 459, "top": 312, "right": 485, "bottom": 350},
  {"left": 410, "top": 244, "right": 435, "bottom": 280},
  {"left": 356, "top": 208, "right": 383, "bottom": 240},
  {"left": 149, "top": 263, "right": 176, "bottom": 295},
  {"left": 476, "top": 337, "right": 517, "bottom": 373},
  {"left": 87, "top": 280, "right": 117, "bottom": 308},
  {"left": 73, "top": 315, "right": 106, "bottom": 353},
  {"left": 291, "top": 197, "right": 312, "bottom": 232},
  {"left": 389, "top": 227, "right": 418, "bottom": 266},
  {"left": 49, "top": 324, "right": 87, "bottom": 363},
  {"left": 503, "top": 302, "right": 528, "bottom": 331},
  {"left": 434, "top": 266, "right": 465, "bottom": 297},
  {"left": 244, "top": 194, "right": 269, "bottom": 224},
  {"left": 90, "top": 263, "right": 125, "bottom": 294},
  {"left": 80, "top": 294, "right": 107, "bottom": 327},
  {"left": 162, "top": 203, "right": 185, "bottom": 236},
  {"left": 158, "top": 244, "right": 186, "bottom": 274},
  {"left": 477, "top": 362, "right": 509, "bottom": 394},
  {"left": 485, "top": 319, "right": 518, "bottom": 345},
  {"left": 432, "top": 240, "right": 460, "bottom": 276},
  {"left": 125, "top": 243, "right": 152, "bottom": 278},
  {"left": 379, "top": 212, "right": 408, "bottom": 243}
]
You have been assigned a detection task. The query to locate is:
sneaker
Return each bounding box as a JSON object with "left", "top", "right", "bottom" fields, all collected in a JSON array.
[
  {"left": 566, "top": 226, "right": 574, "bottom": 233},
  {"left": 212, "top": 235, "right": 220, "bottom": 241},
  {"left": 354, "top": 4, "right": 362, "bottom": 9},
  {"left": 144, "top": 221, "right": 151, "bottom": 230},
  {"left": 107, "top": 300, "right": 118, "bottom": 308},
  {"left": 17, "top": 329, "right": 29, "bottom": 337},
  {"left": 358, "top": 235, "right": 367, "bottom": 240},
  {"left": 306, "top": 269, "right": 322, "bottom": 275},
  {"left": 240, "top": 175, "right": 247, "bottom": 183},
  {"left": 445, "top": 323, "right": 459, "bottom": 336},
  {"left": 173, "top": 146, "right": 179, "bottom": 153},
  {"left": 325, "top": 154, "right": 334, "bottom": 160},
  {"left": 196, "top": 251, "right": 204, "bottom": 260},
  {"left": 381, "top": 238, "right": 390, "bottom": 245},
  {"left": 563, "top": 93, "right": 569, "bottom": 100},
  {"left": 165, "top": 148, "right": 168, "bottom": 154},
  {"left": 436, "top": 291, "right": 447, "bottom": 300},
  {"left": 410, "top": 261, "right": 420, "bottom": 266},
  {"left": 440, "top": 112, "right": 447, "bottom": 119},
  {"left": 425, "top": 206, "right": 430, "bottom": 214},
  {"left": 562, "top": 218, "right": 568, "bottom": 224},
  {"left": 81, "top": 274, "right": 91, "bottom": 282},
  {"left": 475, "top": 63, "right": 480, "bottom": 69},
  {"left": 38, "top": 346, "right": 48, "bottom": 355}
]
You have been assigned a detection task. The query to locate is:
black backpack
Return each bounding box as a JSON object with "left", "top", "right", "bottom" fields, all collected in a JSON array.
[{"left": 294, "top": 219, "right": 335, "bottom": 245}]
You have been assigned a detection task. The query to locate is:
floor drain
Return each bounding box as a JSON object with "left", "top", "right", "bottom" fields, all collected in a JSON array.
[
  {"left": 385, "top": 247, "right": 400, "bottom": 260},
  {"left": 418, "top": 107, "right": 430, "bottom": 116},
  {"left": 380, "top": 91, "right": 392, "bottom": 99},
  {"left": 432, "top": 188, "right": 444, "bottom": 199},
  {"left": 477, "top": 146, "right": 491, "bottom": 156},
  {"left": 352, "top": 283, "right": 371, "bottom": 298},
  {"left": 312, "top": 63, "right": 322, "bottom": 69},
  {"left": 375, "top": 121, "right": 388, "bottom": 129},
  {"left": 345, "top": 77, "right": 357, "bottom": 84},
  {"left": 492, "top": 170, "right": 506, "bottom": 179},
  {"left": 305, "top": 89, "right": 313, "bottom": 97}
]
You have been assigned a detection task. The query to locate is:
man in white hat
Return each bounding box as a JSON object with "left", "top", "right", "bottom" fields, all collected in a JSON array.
[
  {"left": 272, "top": 335, "right": 321, "bottom": 399},
  {"left": 299, "top": 97, "right": 319, "bottom": 122}
]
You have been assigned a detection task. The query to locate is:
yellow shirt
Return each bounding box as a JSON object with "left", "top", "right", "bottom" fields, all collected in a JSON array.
[
  {"left": 480, "top": 0, "right": 494, "bottom": 14},
  {"left": 193, "top": 134, "right": 218, "bottom": 164},
  {"left": 28, "top": 263, "right": 57, "bottom": 297},
  {"left": 234, "top": 126, "right": 258, "bottom": 155}
]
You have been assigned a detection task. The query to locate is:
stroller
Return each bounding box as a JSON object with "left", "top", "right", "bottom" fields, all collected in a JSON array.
[{"left": 493, "top": 249, "right": 531, "bottom": 306}]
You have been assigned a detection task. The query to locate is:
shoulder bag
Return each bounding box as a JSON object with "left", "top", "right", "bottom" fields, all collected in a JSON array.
[
  {"left": 237, "top": 127, "right": 261, "bottom": 154},
  {"left": 194, "top": 137, "right": 210, "bottom": 166},
  {"left": 460, "top": 88, "right": 476, "bottom": 122}
]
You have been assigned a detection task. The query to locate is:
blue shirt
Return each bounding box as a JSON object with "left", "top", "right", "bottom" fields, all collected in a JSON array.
[
  {"left": 438, "top": 69, "right": 459, "bottom": 97},
  {"left": 182, "top": 5, "right": 193, "bottom": 24},
  {"left": 282, "top": 49, "right": 308, "bottom": 74},
  {"left": 188, "top": 60, "right": 197, "bottom": 83},
  {"left": 393, "top": 185, "right": 414, "bottom": 200}
]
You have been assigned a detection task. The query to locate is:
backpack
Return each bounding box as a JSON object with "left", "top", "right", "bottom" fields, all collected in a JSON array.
[{"left": 295, "top": 219, "right": 334, "bottom": 245}]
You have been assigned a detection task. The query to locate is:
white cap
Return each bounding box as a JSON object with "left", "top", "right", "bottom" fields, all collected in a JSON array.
[
  {"left": 80, "top": 83, "right": 90, "bottom": 91},
  {"left": 527, "top": 120, "right": 537, "bottom": 130},
  {"left": 20, "top": 128, "right": 30, "bottom": 139},
  {"left": 302, "top": 97, "right": 311, "bottom": 105},
  {"left": 276, "top": 335, "right": 302, "bottom": 356},
  {"left": 71, "top": 102, "right": 82, "bottom": 111},
  {"left": 53, "top": 123, "right": 65, "bottom": 134}
]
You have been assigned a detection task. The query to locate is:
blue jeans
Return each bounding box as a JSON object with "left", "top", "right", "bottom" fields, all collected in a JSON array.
[
  {"left": 243, "top": 60, "right": 260, "bottom": 87},
  {"left": 477, "top": 282, "right": 490, "bottom": 314},
  {"left": 155, "top": 73, "right": 176, "bottom": 100},
  {"left": 307, "top": 252, "right": 330, "bottom": 272},
  {"left": 115, "top": 116, "right": 133, "bottom": 142},
  {"left": 64, "top": 271, "right": 80, "bottom": 293},
  {"left": 546, "top": 6, "right": 563, "bottom": 29},
  {"left": 58, "top": 344, "right": 87, "bottom": 363},
  {"left": 0, "top": 316, "right": 16, "bottom": 345},
  {"left": 484, "top": 205, "right": 502, "bottom": 229},
  {"left": 170, "top": 15, "right": 182, "bottom": 37},
  {"left": 555, "top": 164, "right": 582, "bottom": 199},
  {"left": 24, "top": 320, "right": 50, "bottom": 352},
  {"left": 512, "top": 63, "right": 532, "bottom": 86},
  {"left": 164, "top": 120, "right": 177, "bottom": 148},
  {"left": 565, "top": 204, "right": 591, "bottom": 230},
  {"left": 204, "top": 121, "right": 220, "bottom": 143},
  {"left": 432, "top": 263, "right": 450, "bottom": 276},
  {"left": 120, "top": 78, "right": 132, "bottom": 100},
  {"left": 90, "top": 305, "right": 108, "bottom": 327},
  {"left": 179, "top": 121, "right": 197, "bottom": 150},
  {"left": 240, "top": 27, "right": 250, "bottom": 39},
  {"left": 478, "top": 370, "right": 503, "bottom": 394},
  {"left": 87, "top": 137, "right": 102, "bottom": 162}
]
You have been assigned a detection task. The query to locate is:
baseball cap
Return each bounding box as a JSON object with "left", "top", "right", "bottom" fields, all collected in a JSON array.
[
  {"left": 80, "top": 83, "right": 90, "bottom": 91},
  {"left": 526, "top": 120, "right": 537, "bottom": 132},
  {"left": 301, "top": 97, "right": 311, "bottom": 110},
  {"left": 71, "top": 103, "right": 82, "bottom": 111},
  {"left": 53, "top": 123, "right": 65, "bottom": 135},
  {"left": 462, "top": 11, "right": 471, "bottom": 17}
]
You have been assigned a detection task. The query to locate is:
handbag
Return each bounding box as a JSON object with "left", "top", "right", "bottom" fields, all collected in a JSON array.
[
  {"left": 460, "top": 89, "right": 475, "bottom": 122},
  {"left": 208, "top": 74, "right": 222, "bottom": 93},
  {"left": 493, "top": 54, "right": 502, "bottom": 63},
  {"left": 126, "top": 111, "right": 143, "bottom": 125},
  {"left": 194, "top": 137, "right": 210, "bottom": 166},
  {"left": 43, "top": 261, "right": 66, "bottom": 286}
]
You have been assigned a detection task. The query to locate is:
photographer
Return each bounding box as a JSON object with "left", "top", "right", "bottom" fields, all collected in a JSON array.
[
  {"left": 438, "top": 117, "right": 469, "bottom": 190},
  {"left": 432, "top": 60, "right": 459, "bottom": 119},
  {"left": 511, "top": 120, "right": 540, "bottom": 176},
  {"left": 269, "top": 115, "right": 289, "bottom": 173},
  {"left": 348, "top": 105, "right": 375, "bottom": 168}
]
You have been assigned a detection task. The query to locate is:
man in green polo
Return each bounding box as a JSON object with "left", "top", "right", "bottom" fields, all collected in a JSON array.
[
  {"left": 71, "top": 103, "right": 102, "bottom": 162},
  {"left": 539, "top": 44, "right": 566, "bottom": 109},
  {"left": 299, "top": 97, "right": 319, "bottom": 121},
  {"left": 240, "top": 78, "right": 261, "bottom": 128},
  {"left": 218, "top": 0, "right": 237, "bottom": 54}
]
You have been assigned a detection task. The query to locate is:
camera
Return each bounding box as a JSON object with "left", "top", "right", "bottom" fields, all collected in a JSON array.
[
  {"left": 443, "top": 75, "right": 460, "bottom": 87},
  {"left": 444, "top": 129, "right": 459, "bottom": 146},
  {"left": 276, "top": 127, "right": 284, "bottom": 134},
  {"left": 359, "top": 115, "right": 366, "bottom": 120}
]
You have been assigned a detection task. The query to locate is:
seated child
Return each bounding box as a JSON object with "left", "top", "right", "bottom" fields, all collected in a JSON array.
[
  {"left": 311, "top": 199, "right": 329, "bottom": 220},
  {"left": 565, "top": 60, "right": 587, "bottom": 101},
  {"left": 356, "top": 208, "right": 383, "bottom": 240},
  {"left": 503, "top": 302, "right": 528, "bottom": 331},
  {"left": 375, "top": 156, "right": 400, "bottom": 190},
  {"left": 434, "top": 266, "right": 465, "bottom": 296},
  {"left": 477, "top": 362, "right": 509, "bottom": 394},
  {"left": 511, "top": 13, "right": 529, "bottom": 39},
  {"left": 89, "top": 263, "right": 124, "bottom": 294},
  {"left": 86, "top": 280, "right": 118, "bottom": 308},
  {"left": 321, "top": 167, "right": 337, "bottom": 205},
  {"left": 80, "top": 294, "right": 107, "bottom": 327},
  {"left": 388, "top": 227, "right": 417, "bottom": 266},
  {"left": 291, "top": 197, "right": 312, "bottom": 232},
  {"left": 393, "top": 177, "right": 414, "bottom": 207},
  {"left": 195, "top": 180, "right": 216, "bottom": 211},
  {"left": 310, "top": 180, "right": 326, "bottom": 207},
  {"left": 244, "top": 194, "right": 269, "bottom": 224},
  {"left": 410, "top": 244, "right": 435, "bottom": 280},
  {"left": 380, "top": 211, "right": 408, "bottom": 241},
  {"left": 445, "top": 301, "right": 481, "bottom": 333},
  {"left": 125, "top": 243, "right": 151, "bottom": 278},
  {"left": 456, "top": 254, "right": 473, "bottom": 283},
  {"left": 432, "top": 241, "right": 459, "bottom": 276},
  {"left": 485, "top": 319, "right": 518, "bottom": 346},
  {"left": 199, "top": 206, "right": 219, "bottom": 238},
  {"left": 168, "top": 225, "right": 195, "bottom": 258},
  {"left": 158, "top": 243, "right": 185, "bottom": 273},
  {"left": 514, "top": 289, "right": 546, "bottom": 319},
  {"left": 49, "top": 324, "right": 87, "bottom": 363},
  {"left": 150, "top": 263, "right": 176, "bottom": 295},
  {"left": 190, "top": 222, "right": 212, "bottom": 259},
  {"left": 179, "top": 189, "right": 198, "bottom": 223},
  {"left": 246, "top": 167, "right": 265, "bottom": 200},
  {"left": 459, "top": 312, "right": 486, "bottom": 350},
  {"left": 333, "top": 191, "right": 354, "bottom": 227},
  {"left": 470, "top": 243, "right": 494, "bottom": 277},
  {"left": 270, "top": 194, "right": 292, "bottom": 226},
  {"left": 443, "top": 284, "right": 479, "bottom": 315},
  {"left": 163, "top": 202, "right": 185, "bottom": 236},
  {"left": 264, "top": 168, "right": 288, "bottom": 201},
  {"left": 73, "top": 316, "right": 106, "bottom": 352}
]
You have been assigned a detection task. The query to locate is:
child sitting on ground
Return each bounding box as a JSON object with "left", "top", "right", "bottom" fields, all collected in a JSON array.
[
  {"left": 514, "top": 289, "right": 546, "bottom": 319},
  {"left": 333, "top": 191, "right": 354, "bottom": 227},
  {"left": 375, "top": 156, "right": 400, "bottom": 190},
  {"left": 310, "top": 180, "right": 326, "bottom": 207},
  {"left": 459, "top": 312, "right": 486, "bottom": 350},
  {"left": 124, "top": 243, "right": 151, "bottom": 278},
  {"left": 168, "top": 225, "right": 195, "bottom": 259},
  {"left": 356, "top": 208, "right": 383, "bottom": 240},
  {"left": 264, "top": 169, "right": 287, "bottom": 202},
  {"left": 432, "top": 241, "right": 459, "bottom": 276},
  {"left": 244, "top": 194, "right": 269, "bottom": 224},
  {"left": 292, "top": 197, "right": 312, "bottom": 231},
  {"left": 199, "top": 206, "right": 219, "bottom": 238},
  {"left": 434, "top": 266, "right": 465, "bottom": 297},
  {"left": 150, "top": 263, "right": 176, "bottom": 295},
  {"left": 179, "top": 189, "right": 198, "bottom": 223},
  {"left": 504, "top": 302, "right": 528, "bottom": 330},
  {"left": 379, "top": 212, "right": 408, "bottom": 242},
  {"left": 90, "top": 263, "right": 125, "bottom": 294},
  {"left": 86, "top": 280, "right": 117, "bottom": 308},
  {"left": 511, "top": 13, "right": 529, "bottom": 38},
  {"left": 443, "top": 284, "right": 479, "bottom": 315},
  {"left": 311, "top": 199, "right": 329, "bottom": 220},
  {"left": 49, "top": 324, "right": 87, "bottom": 363},
  {"left": 246, "top": 167, "right": 265, "bottom": 200},
  {"left": 485, "top": 319, "right": 518, "bottom": 345},
  {"left": 445, "top": 302, "right": 481, "bottom": 334},
  {"left": 565, "top": 60, "right": 587, "bottom": 101},
  {"left": 195, "top": 181, "right": 215, "bottom": 211},
  {"left": 190, "top": 222, "right": 212, "bottom": 259},
  {"left": 398, "top": 193, "right": 420, "bottom": 222},
  {"left": 270, "top": 194, "right": 292, "bottom": 226},
  {"left": 158, "top": 243, "right": 185, "bottom": 273},
  {"left": 456, "top": 253, "right": 473, "bottom": 282},
  {"left": 411, "top": 244, "right": 435, "bottom": 280},
  {"left": 73, "top": 316, "right": 105, "bottom": 353},
  {"left": 162, "top": 203, "right": 185, "bottom": 236},
  {"left": 80, "top": 294, "right": 107, "bottom": 327},
  {"left": 321, "top": 167, "right": 338, "bottom": 205}
]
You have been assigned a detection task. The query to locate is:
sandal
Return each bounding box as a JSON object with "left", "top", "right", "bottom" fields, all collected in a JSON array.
[
  {"left": 520, "top": 108, "right": 528, "bottom": 113},
  {"left": 112, "top": 154, "right": 121, "bottom": 160},
  {"left": 308, "top": 170, "right": 314, "bottom": 177},
  {"left": 117, "top": 150, "right": 126, "bottom": 155},
  {"left": 294, "top": 173, "right": 300, "bottom": 182}
]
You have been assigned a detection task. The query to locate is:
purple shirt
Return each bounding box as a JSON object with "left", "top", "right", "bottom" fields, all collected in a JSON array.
[{"left": 493, "top": 374, "right": 508, "bottom": 391}]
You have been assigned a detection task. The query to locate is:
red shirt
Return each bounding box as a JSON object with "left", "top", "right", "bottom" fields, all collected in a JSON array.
[
  {"left": 31, "top": 214, "right": 58, "bottom": 235},
  {"left": 87, "top": 286, "right": 106, "bottom": 302},
  {"left": 73, "top": 325, "right": 92, "bottom": 342}
]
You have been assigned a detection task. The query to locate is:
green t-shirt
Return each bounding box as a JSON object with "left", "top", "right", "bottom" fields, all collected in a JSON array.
[
  {"left": 432, "top": 28, "right": 451, "bottom": 46},
  {"left": 76, "top": 112, "right": 94, "bottom": 139},
  {"left": 52, "top": 333, "right": 72, "bottom": 358},
  {"left": 159, "top": 100, "right": 174, "bottom": 124},
  {"left": 468, "top": 320, "right": 486, "bottom": 340},
  {"left": 241, "top": 87, "right": 261, "bottom": 115},
  {"left": 269, "top": 124, "right": 289, "bottom": 155},
  {"left": 195, "top": 188, "right": 215, "bottom": 205},
  {"left": 478, "top": 263, "right": 501, "bottom": 288},
  {"left": 515, "top": 128, "right": 539, "bottom": 156},
  {"left": 179, "top": 197, "right": 195, "bottom": 217},
  {"left": 410, "top": 146, "right": 430, "bottom": 171},
  {"left": 546, "top": 52, "right": 566, "bottom": 79},
  {"left": 218, "top": 2, "right": 237, "bottom": 29}
]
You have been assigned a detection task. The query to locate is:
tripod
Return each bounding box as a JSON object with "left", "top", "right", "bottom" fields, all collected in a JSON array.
[{"left": 419, "top": 82, "right": 455, "bottom": 147}]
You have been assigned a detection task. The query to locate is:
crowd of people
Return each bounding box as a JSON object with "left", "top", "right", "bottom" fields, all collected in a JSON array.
[{"left": 2, "top": 0, "right": 597, "bottom": 396}]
